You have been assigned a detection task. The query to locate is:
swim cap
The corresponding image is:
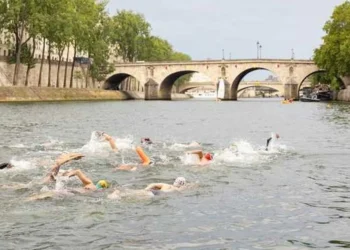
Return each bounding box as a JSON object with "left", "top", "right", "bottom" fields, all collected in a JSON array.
[
  {"left": 96, "top": 180, "right": 110, "bottom": 189},
  {"left": 0, "top": 163, "right": 13, "bottom": 170},
  {"left": 141, "top": 138, "right": 152, "bottom": 144},
  {"left": 204, "top": 153, "right": 213, "bottom": 161},
  {"left": 173, "top": 177, "right": 186, "bottom": 187}
]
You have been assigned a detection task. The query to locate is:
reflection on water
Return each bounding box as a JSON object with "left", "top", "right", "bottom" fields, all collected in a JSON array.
[{"left": 0, "top": 99, "right": 350, "bottom": 249}]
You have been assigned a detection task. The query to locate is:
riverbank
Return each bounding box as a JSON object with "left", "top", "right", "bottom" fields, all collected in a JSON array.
[{"left": 0, "top": 87, "right": 191, "bottom": 102}]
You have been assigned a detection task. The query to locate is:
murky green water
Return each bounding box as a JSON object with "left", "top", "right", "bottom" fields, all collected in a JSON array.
[{"left": 1, "top": 99, "right": 350, "bottom": 249}]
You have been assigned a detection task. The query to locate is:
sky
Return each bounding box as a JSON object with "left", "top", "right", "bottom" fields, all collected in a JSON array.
[{"left": 107, "top": 0, "right": 345, "bottom": 79}]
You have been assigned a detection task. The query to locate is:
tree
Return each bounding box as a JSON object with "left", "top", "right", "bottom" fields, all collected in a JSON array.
[
  {"left": 314, "top": 1, "right": 350, "bottom": 90},
  {"left": 69, "top": 0, "right": 101, "bottom": 88},
  {"left": 139, "top": 36, "right": 173, "bottom": 61},
  {"left": 110, "top": 10, "right": 151, "bottom": 62},
  {"left": 0, "top": 0, "right": 38, "bottom": 85},
  {"left": 78, "top": 1, "right": 111, "bottom": 88},
  {"left": 49, "top": 0, "right": 74, "bottom": 87},
  {"left": 8, "top": 42, "right": 36, "bottom": 86}
]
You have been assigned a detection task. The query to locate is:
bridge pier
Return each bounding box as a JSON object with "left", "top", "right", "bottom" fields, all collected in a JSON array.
[
  {"left": 218, "top": 80, "right": 237, "bottom": 101},
  {"left": 284, "top": 83, "right": 298, "bottom": 100},
  {"left": 145, "top": 79, "right": 161, "bottom": 100}
]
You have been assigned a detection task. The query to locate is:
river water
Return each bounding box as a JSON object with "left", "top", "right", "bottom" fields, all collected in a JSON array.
[{"left": 0, "top": 98, "right": 350, "bottom": 249}]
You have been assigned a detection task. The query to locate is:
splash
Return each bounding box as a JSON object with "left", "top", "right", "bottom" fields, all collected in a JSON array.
[
  {"left": 80, "top": 132, "right": 133, "bottom": 154},
  {"left": 180, "top": 153, "right": 201, "bottom": 165},
  {"left": 214, "top": 140, "right": 287, "bottom": 165},
  {"left": 168, "top": 141, "right": 202, "bottom": 151},
  {"left": 7, "top": 159, "right": 35, "bottom": 171}
]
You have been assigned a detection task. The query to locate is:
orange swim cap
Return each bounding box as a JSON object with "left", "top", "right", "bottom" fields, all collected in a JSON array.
[{"left": 204, "top": 153, "right": 213, "bottom": 161}]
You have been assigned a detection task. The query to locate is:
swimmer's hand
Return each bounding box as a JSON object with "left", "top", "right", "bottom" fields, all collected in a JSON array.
[{"left": 56, "top": 153, "right": 84, "bottom": 165}]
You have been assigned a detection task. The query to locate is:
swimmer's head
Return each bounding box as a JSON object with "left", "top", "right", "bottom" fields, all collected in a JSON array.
[
  {"left": 276, "top": 134, "right": 280, "bottom": 139},
  {"left": 141, "top": 138, "right": 152, "bottom": 145},
  {"left": 173, "top": 177, "right": 186, "bottom": 187},
  {"left": 0, "top": 163, "right": 13, "bottom": 170},
  {"left": 96, "top": 180, "right": 110, "bottom": 189},
  {"left": 204, "top": 153, "right": 213, "bottom": 161},
  {"left": 95, "top": 131, "right": 105, "bottom": 140}
]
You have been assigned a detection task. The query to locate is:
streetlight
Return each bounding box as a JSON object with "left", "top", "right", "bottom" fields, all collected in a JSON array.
[
  {"left": 259, "top": 45, "right": 262, "bottom": 59},
  {"left": 256, "top": 41, "right": 260, "bottom": 59},
  {"left": 291, "top": 48, "right": 295, "bottom": 60},
  {"left": 222, "top": 49, "right": 225, "bottom": 60}
]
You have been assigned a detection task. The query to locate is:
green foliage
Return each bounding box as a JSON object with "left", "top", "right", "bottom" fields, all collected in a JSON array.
[
  {"left": 310, "top": 72, "right": 342, "bottom": 91},
  {"left": 110, "top": 10, "right": 151, "bottom": 62},
  {"left": 314, "top": 1, "right": 350, "bottom": 78},
  {"left": 170, "top": 52, "right": 191, "bottom": 61}
]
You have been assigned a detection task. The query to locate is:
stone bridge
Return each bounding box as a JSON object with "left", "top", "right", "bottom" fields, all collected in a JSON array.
[
  {"left": 103, "top": 59, "right": 322, "bottom": 100},
  {"left": 178, "top": 81, "right": 284, "bottom": 96}
]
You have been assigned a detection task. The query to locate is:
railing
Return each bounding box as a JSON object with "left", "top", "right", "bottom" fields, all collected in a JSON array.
[{"left": 114, "top": 58, "right": 315, "bottom": 66}]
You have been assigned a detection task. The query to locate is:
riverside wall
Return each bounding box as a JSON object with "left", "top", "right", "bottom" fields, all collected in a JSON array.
[{"left": 0, "top": 87, "right": 191, "bottom": 102}]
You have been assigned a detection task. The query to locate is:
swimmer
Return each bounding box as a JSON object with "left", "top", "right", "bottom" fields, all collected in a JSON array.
[
  {"left": 266, "top": 133, "right": 280, "bottom": 151},
  {"left": 63, "top": 169, "right": 110, "bottom": 191},
  {"left": 186, "top": 150, "right": 213, "bottom": 165},
  {"left": 42, "top": 152, "right": 84, "bottom": 183},
  {"left": 141, "top": 138, "right": 153, "bottom": 145},
  {"left": 0, "top": 162, "right": 14, "bottom": 170},
  {"left": 116, "top": 146, "right": 152, "bottom": 171},
  {"left": 188, "top": 141, "right": 201, "bottom": 148},
  {"left": 96, "top": 131, "right": 118, "bottom": 152},
  {"left": 145, "top": 177, "right": 187, "bottom": 193},
  {"left": 108, "top": 177, "right": 187, "bottom": 199}
]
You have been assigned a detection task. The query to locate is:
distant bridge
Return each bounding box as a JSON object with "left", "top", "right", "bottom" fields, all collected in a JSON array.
[
  {"left": 104, "top": 59, "right": 323, "bottom": 100},
  {"left": 179, "top": 81, "right": 284, "bottom": 96}
]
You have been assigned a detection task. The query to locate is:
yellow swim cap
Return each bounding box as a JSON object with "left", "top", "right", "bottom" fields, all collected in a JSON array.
[{"left": 96, "top": 180, "right": 110, "bottom": 189}]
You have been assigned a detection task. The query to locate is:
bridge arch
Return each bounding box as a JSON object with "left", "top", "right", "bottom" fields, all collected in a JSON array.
[
  {"left": 231, "top": 67, "right": 280, "bottom": 100},
  {"left": 180, "top": 86, "right": 198, "bottom": 94},
  {"left": 103, "top": 73, "right": 139, "bottom": 90},
  {"left": 297, "top": 70, "right": 345, "bottom": 98},
  {"left": 180, "top": 85, "right": 216, "bottom": 94},
  {"left": 237, "top": 85, "right": 279, "bottom": 93},
  {"left": 159, "top": 70, "right": 198, "bottom": 99},
  {"left": 238, "top": 86, "right": 280, "bottom": 98}
]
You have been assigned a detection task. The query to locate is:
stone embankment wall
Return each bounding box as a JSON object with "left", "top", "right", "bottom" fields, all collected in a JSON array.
[
  {"left": 0, "top": 58, "right": 91, "bottom": 88},
  {"left": 0, "top": 87, "right": 191, "bottom": 102},
  {"left": 337, "top": 76, "right": 350, "bottom": 102},
  {"left": 337, "top": 89, "right": 350, "bottom": 102}
]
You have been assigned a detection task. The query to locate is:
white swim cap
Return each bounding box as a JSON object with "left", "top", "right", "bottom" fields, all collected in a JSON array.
[{"left": 173, "top": 177, "right": 186, "bottom": 187}]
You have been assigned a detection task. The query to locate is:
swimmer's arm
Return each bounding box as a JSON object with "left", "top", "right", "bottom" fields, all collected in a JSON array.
[
  {"left": 44, "top": 153, "right": 84, "bottom": 182},
  {"left": 145, "top": 183, "right": 164, "bottom": 191},
  {"left": 266, "top": 137, "right": 272, "bottom": 151},
  {"left": 187, "top": 150, "right": 203, "bottom": 159},
  {"left": 63, "top": 169, "right": 93, "bottom": 187},
  {"left": 103, "top": 133, "right": 118, "bottom": 152}
]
